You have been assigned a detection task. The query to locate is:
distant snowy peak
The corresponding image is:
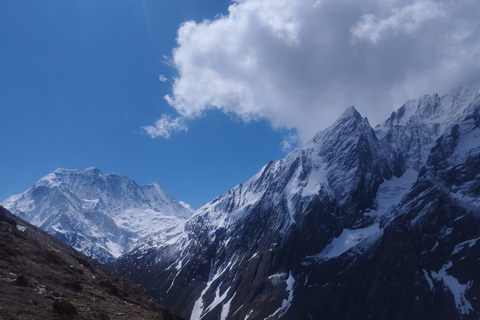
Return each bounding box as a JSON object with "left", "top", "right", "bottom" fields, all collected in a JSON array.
[
  {"left": 34, "top": 167, "right": 191, "bottom": 219},
  {"left": 2, "top": 167, "right": 191, "bottom": 262}
]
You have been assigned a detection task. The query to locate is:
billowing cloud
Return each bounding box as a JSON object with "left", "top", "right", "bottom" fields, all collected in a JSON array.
[
  {"left": 142, "top": 114, "right": 187, "bottom": 138},
  {"left": 352, "top": 0, "right": 447, "bottom": 44},
  {"left": 159, "top": 0, "right": 480, "bottom": 142}
]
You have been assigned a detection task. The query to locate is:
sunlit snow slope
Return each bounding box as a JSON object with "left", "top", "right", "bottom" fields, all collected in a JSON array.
[{"left": 2, "top": 167, "right": 192, "bottom": 262}]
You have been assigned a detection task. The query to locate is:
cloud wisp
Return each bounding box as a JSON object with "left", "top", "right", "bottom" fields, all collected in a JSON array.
[
  {"left": 282, "top": 132, "right": 301, "bottom": 152},
  {"left": 142, "top": 114, "right": 188, "bottom": 139},
  {"left": 150, "top": 0, "right": 480, "bottom": 143},
  {"left": 179, "top": 201, "right": 194, "bottom": 212},
  {"left": 159, "top": 74, "right": 169, "bottom": 82}
]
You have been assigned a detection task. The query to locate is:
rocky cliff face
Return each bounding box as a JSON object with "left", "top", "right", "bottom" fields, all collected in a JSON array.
[
  {"left": 285, "top": 103, "right": 480, "bottom": 320},
  {"left": 2, "top": 167, "right": 192, "bottom": 263},
  {"left": 114, "top": 80, "right": 480, "bottom": 320}
]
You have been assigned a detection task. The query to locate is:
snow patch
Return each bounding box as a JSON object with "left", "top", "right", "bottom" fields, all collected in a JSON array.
[
  {"left": 220, "top": 293, "right": 236, "bottom": 320},
  {"left": 431, "top": 261, "right": 473, "bottom": 315},
  {"left": 423, "top": 269, "right": 435, "bottom": 291},
  {"left": 244, "top": 310, "right": 253, "bottom": 320},
  {"left": 279, "top": 272, "right": 295, "bottom": 317},
  {"left": 367, "top": 168, "right": 418, "bottom": 219},
  {"left": 268, "top": 273, "right": 287, "bottom": 285},
  {"left": 204, "top": 284, "right": 230, "bottom": 314},
  {"left": 105, "top": 240, "right": 124, "bottom": 258},
  {"left": 190, "top": 259, "right": 236, "bottom": 320},
  {"left": 264, "top": 272, "right": 295, "bottom": 319},
  {"left": 301, "top": 162, "right": 327, "bottom": 197},
  {"left": 451, "top": 237, "right": 480, "bottom": 256},
  {"left": 310, "top": 224, "right": 380, "bottom": 260}
]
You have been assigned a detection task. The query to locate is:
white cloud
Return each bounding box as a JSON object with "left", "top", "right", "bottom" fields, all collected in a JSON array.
[
  {"left": 179, "top": 200, "right": 194, "bottom": 212},
  {"left": 282, "top": 132, "right": 301, "bottom": 152},
  {"left": 352, "top": 0, "right": 447, "bottom": 44},
  {"left": 142, "top": 115, "right": 188, "bottom": 139},
  {"left": 160, "top": 0, "right": 480, "bottom": 143},
  {"left": 159, "top": 74, "right": 169, "bottom": 82}
]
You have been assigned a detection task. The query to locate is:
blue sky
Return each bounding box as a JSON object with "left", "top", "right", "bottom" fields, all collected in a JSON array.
[
  {"left": 1, "top": 0, "right": 479, "bottom": 209},
  {"left": 0, "top": 0, "right": 290, "bottom": 209}
]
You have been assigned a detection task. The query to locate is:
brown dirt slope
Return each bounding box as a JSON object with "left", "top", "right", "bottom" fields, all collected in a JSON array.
[{"left": 0, "top": 206, "right": 184, "bottom": 320}]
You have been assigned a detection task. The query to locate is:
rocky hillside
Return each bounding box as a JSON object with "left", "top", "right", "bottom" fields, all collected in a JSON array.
[{"left": 0, "top": 206, "right": 183, "bottom": 320}]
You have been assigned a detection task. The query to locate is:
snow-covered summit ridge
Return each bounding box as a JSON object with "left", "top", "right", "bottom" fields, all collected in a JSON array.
[
  {"left": 380, "top": 80, "right": 479, "bottom": 130},
  {"left": 375, "top": 79, "right": 480, "bottom": 173},
  {"left": 29, "top": 167, "right": 191, "bottom": 219},
  {"left": 2, "top": 167, "right": 192, "bottom": 262}
]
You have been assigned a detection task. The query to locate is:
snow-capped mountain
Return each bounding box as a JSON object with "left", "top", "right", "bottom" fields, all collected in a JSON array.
[
  {"left": 290, "top": 97, "right": 480, "bottom": 320},
  {"left": 2, "top": 167, "right": 192, "bottom": 263},
  {"left": 114, "top": 79, "right": 480, "bottom": 320}
]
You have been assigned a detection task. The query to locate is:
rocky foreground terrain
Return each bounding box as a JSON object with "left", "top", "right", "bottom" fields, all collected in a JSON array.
[{"left": 0, "top": 206, "right": 183, "bottom": 320}]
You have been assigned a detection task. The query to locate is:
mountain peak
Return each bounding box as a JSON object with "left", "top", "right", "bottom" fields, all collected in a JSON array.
[
  {"left": 2, "top": 168, "right": 192, "bottom": 262},
  {"left": 329, "top": 105, "right": 367, "bottom": 130},
  {"left": 146, "top": 181, "right": 167, "bottom": 194},
  {"left": 310, "top": 106, "right": 369, "bottom": 145},
  {"left": 83, "top": 166, "right": 101, "bottom": 173},
  {"left": 149, "top": 181, "right": 160, "bottom": 188},
  {"left": 340, "top": 105, "right": 361, "bottom": 119}
]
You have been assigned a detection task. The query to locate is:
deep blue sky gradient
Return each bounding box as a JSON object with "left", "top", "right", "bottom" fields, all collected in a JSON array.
[{"left": 0, "top": 0, "right": 291, "bottom": 209}]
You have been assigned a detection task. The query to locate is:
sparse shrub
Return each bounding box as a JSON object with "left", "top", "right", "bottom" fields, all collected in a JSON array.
[
  {"left": 52, "top": 299, "right": 78, "bottom": 315},
  {"left": 15, "top": 275, "right": 29, "bottom": 287}
]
